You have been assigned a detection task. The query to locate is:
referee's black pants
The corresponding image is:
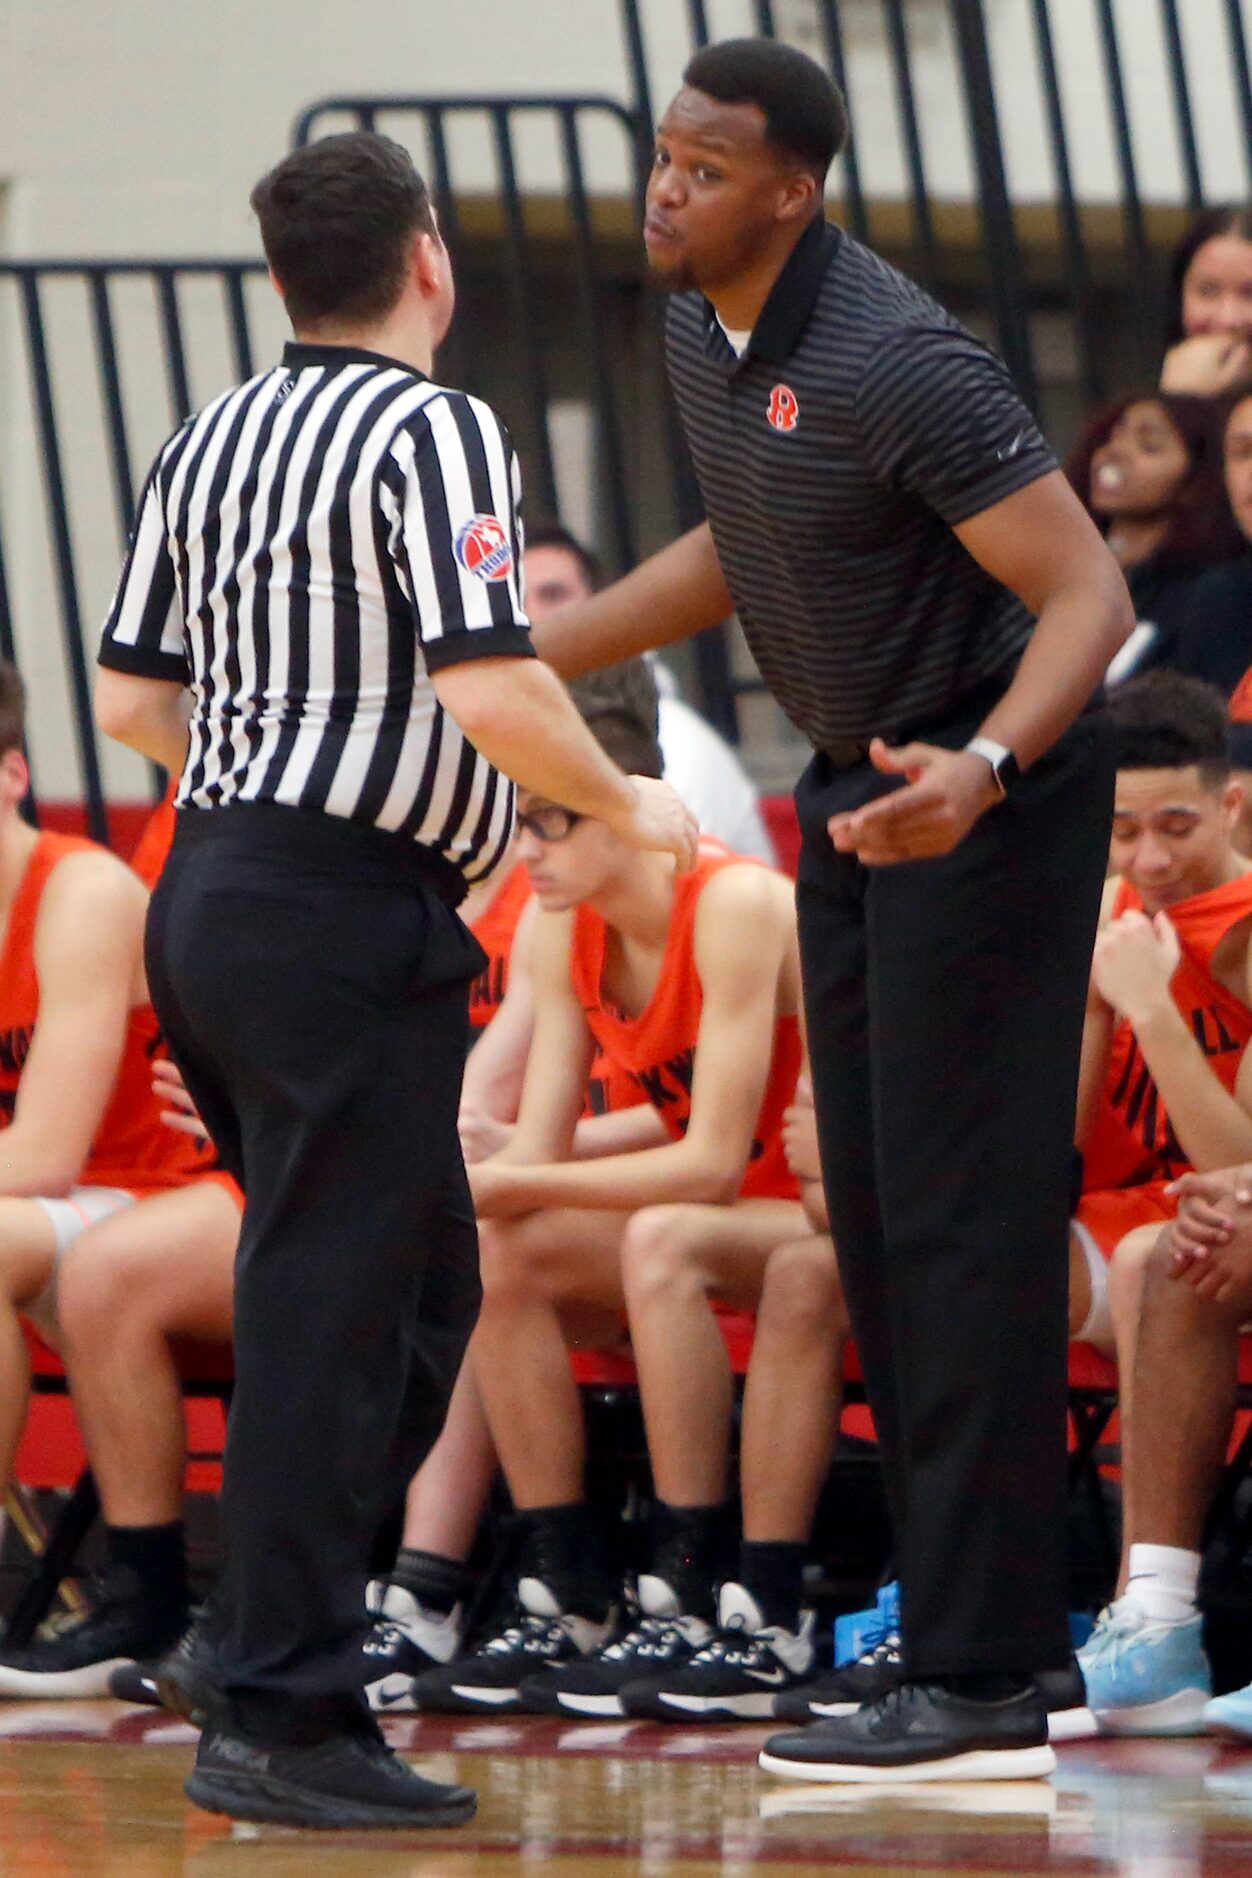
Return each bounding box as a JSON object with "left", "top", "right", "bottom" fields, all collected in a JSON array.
[
  {"left": 145, "top": 804, "right": 484, "bottom": 1741},
  {"left": 795, "top": 700, "right": 1113, "bottom": 1678}
]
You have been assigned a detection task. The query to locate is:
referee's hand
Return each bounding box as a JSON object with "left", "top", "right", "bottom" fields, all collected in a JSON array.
[
  {"left": 827, "top": 739, "right": 999, "bottom": 866},
  {"left": 608, "top": 776, "right": 701, "bottom": 871}
]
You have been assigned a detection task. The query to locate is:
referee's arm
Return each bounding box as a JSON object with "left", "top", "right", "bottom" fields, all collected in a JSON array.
[{"left": 95, "top": 452, "right": 193, "bottom": 772}]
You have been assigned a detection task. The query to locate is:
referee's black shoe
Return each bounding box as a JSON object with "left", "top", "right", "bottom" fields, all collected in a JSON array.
[
  {"left": 758, "top": 1680, "right": 1055, "bottom": 1784},
  {"left": 186, "top": 1714, "right": 476, "bottom": 1830},
  {"left": 152, "top": 1623, "right": 231, "bottom": 1730}
]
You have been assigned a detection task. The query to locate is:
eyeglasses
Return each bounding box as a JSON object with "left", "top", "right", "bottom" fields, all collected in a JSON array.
[{"left": 515, "top": 805, "right": 585, "bottom": 843}]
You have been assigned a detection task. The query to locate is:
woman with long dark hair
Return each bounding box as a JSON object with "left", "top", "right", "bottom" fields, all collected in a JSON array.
[
  {"left": 1161, "top": 206, "right": 1252, "bottom": 398},
  {"left": 1065, "top": 392, "right": 1243, "bottom": 681}
]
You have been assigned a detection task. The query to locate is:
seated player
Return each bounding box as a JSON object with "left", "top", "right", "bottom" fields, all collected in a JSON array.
[
  {"left": 409, "top": 702, "right": 850, "bottom": 1722},
  {"left": 0, "top": 663, "right": 242, "bottom": 1694},
  {"left": 1077, "top": 1163, "right": 1252, "bottom": 1736},
  {"left": 1071, "top": 673, "right": 1252, "bottom": 1400}
]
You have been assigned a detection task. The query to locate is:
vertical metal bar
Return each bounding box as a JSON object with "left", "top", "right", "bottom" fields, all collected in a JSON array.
[
  {"left": 751, "top": 0, "right": 778, "bottom": 32},
  {"left": 814, "top": 0, "right": 870, "bottom": 243},
  {"left": 1028, "top": 0, "right": 1103, "bottom": 406},
  {"left": 88, "top": 270, "right": 136, "bottom": 540},
  {"left": 559, "top": 107, "right": 635, "bottom": 573},
  {"left": 618, "top": 0, "right": 654, "bottom": 132},
  {"left": 686, "top": 0, "right": 711, "bottom": 47},
  {"left": 947, "top": 0, "right": 1039, "bottom": 408},
  {"left": 18, "top": 272, "right": 109, "bottom": 843},
  {"left": 426, "top": 106, "right": 469, "bottom": 392},
  {"left": 155, "top": 268, "right": 192, "bottom": 422},
  {"left": 224, "top": 267, "right": 254, "bottom": 382},
  {"left": 1223, "top": 0, "right": 1252, "bottom": 184},
  {"left": 1092, "top": 0, "right": 1152, "bottom": 276},
  {"left": 881, "top": 0, "right": 938, "bottom": 281},
  {"left": 1158, "top": 0, "right": 1203, "bottom": 209},
  {"left": 490, "top": 108, "right": 558, "bottom": 516},
  {"left": 0, "top": 498, "right": 16, "bottom": 667}
]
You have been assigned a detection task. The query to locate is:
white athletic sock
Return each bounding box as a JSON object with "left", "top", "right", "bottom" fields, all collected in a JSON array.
[{"left": 1123, "top": 1543, "right": 1201, "bottom": 1625}]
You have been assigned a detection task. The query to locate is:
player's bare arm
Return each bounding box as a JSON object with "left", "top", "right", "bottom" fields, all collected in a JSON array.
[
  {"left": 0, "top": 852, "right": 146, "bottom": 1196},
  {"left": 471, "top": 864, "right": 794, "bottom": 1218},
  {"left": 1092, "top": 909, "right": 1252, "bottom": 1170},
  {"left": 525, "top": 522, "right": 732, "bottom": 678},
  {"left": 1074, "top": 973, "right": 1116, "bottom": 1152},
  {"left": 432, "top": 657, "right": 698, "bottom": 870},
  {"left": 94, "top": 670, "right": 191, "bottom": 776},
  {"left": 831, "top": 472, "right": 1132, "bottom": 867}
]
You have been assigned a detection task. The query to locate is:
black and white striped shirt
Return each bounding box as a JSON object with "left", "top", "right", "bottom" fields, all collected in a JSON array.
[
  {"left": 99, "top": 341, "right": 534, "bottom": 884},
  {"left": 665, "top": 218, "right": 1057, "bottom": 753}
]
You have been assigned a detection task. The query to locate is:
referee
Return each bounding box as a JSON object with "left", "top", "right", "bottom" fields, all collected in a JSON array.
[
  {"left": 533, "top": 40, "right": 1133, "bottom": 1783},
  {"left": 95, "top": 132, "right": 696, "bottom": 1831}
]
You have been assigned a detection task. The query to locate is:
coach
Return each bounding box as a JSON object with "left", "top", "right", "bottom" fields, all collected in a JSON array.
[
  {"left": 532, "top": 40, "right": 1132, "bottom": 1783},
  {"left": 94, "top": 132, "right": 695, "bottom": 1831}
]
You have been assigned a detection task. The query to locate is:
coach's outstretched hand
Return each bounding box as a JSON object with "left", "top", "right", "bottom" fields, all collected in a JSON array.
[
  {"left": 827, "top": 738, "right": 999, "bottom": 866},
  {"left": 607, "top": 775, "right": 700, "bottom": 871}
]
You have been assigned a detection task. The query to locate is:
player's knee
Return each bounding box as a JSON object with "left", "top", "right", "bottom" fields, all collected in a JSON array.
[
  {"left": 620, "top": 1205, "right": 707, "bottom": 1304},
  {"left": 57, "top": 1242, "right": 137, "bottom": 1350},
  {"left": 477, "top": 1216, "right": 561, "bottom": 1305},
  {"left": 758, "top": 1235, "right": 844, "bottom": 1339}
]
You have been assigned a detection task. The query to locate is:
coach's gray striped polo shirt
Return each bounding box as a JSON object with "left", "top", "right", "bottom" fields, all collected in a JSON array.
[{"left": 664, "top": 216, "right": 1058, "bottom": 755}]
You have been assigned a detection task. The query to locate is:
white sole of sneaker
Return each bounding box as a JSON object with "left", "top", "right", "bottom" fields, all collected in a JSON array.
[
  {"left": 659, "top": 1690, "right": 781, "bottom": 1720},
  {"left": 447, "top": 1685, "right": 520, "bottom": 1708},
  {"left": 1047, "top": 1704, "right": 1098, "bottom": 1743},
  {"left": 808, "top": 1699, "right": 860, "bottom": 1718},
  {"left": 1092, "top": 1688, "right": 1211, "bottom": 1736},
  {"left": 758, "top": 1744, "right": 1057, "bottom": 1784},
  {"left": 0, "top": 1657, "right": 132, "bottom": 1700},
  {"left": 554, "top": 1693, "right": 625, "bottom": 1717}
]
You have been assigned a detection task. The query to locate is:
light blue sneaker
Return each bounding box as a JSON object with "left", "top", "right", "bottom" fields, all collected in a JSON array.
[
  {"left": 1077, "top": 1600, "right": 1211, "bottom": 1735},
  {"left": 1205, "top": 1682, "right": 1252, "bottom": 1740}
]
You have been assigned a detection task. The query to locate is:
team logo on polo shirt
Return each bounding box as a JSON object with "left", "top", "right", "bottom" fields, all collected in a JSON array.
[
  {"left": 766, "top": 385, "right": 800, "bottom": 433},
  {"left": 455, "top": 515, "right": 514, "bottom": 582}
]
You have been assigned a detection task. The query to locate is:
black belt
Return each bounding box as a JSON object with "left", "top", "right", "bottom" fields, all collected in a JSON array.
[
  {"left": 823, "top": 740, "right": 874, "bottom": 769},
  {"left": 820, "top": 667, "right": 1020, "bottom": 772}
]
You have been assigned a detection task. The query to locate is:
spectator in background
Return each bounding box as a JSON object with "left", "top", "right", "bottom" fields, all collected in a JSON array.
[
  {"left": 1065, "top": 395, "right": 1241, "bottom": 684},
  {"left": 524, "top": 523, "right": 776, "bottom": 863},
  {"left": 1161, "top": 206, "right": 1252, "bottom": 399},
  {"left": 1176, "top": 390, "right": 1252, "bottom": 698}
]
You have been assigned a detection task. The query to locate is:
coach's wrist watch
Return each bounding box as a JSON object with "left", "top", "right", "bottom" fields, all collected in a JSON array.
[{"left": 963, "top": 735, "right": 1020, "bottom": 800}]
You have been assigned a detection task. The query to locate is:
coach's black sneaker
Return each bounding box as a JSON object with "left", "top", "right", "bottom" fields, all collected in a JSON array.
[
  {"left": 1037, "top": 1657, "right": 1097, "bottom": 1742},
  {"left": 520, "top": 1574, "right": 712, "bottom": 1718},
  {"left": 772, "top": 1627, "right": 903, "bottom": 1723},
  {"left": 411, "top": 1575, "right": 614, "bottom": 1715},
  {"left": 627, "top": 1583, "right": 815, "bottom": 1722},
  {"left": 759, "top": 1680, "right": 1056, "bottom": 1784},
  {"left": 362, "top": 1581, "right": 464, "bottom": 1714},
  {"left": 186, "top": 1714, "right": 477, "bottom": 1829},
  {"left": 0, "top": 1568, "right": 186, "bottom": 1700},
  {"left": 153, "top": 1620, "right": 231, "bottom": 1730},
  {"left": 107, "top": 1660, "right": 162, "bottom": 1706}
]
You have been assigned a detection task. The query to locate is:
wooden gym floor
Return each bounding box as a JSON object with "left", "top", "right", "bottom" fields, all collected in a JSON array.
[{"left": 0, "top": 1705, "right": 1250, "bottom": 1875}]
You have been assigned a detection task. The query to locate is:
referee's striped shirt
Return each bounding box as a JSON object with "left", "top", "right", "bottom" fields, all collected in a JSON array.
[{"left": 99, "top": 341, "right": 535, "bottom": 885}]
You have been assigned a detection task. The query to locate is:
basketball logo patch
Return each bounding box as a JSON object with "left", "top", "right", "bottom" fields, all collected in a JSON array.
[
  {"left": 766, "top": 385, "right": 800, "bottom": 433},
  {"left": 454, "top": 514, "right": 514, "bottom": 582}
]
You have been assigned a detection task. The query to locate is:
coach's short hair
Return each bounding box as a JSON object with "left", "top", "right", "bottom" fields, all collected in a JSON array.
[
  {"left": 250, "top": 132, "right": 437, "bottom": 331},
  {"left": 1108, "top": 670, "right": 1231, "bottom": 785},
  {"left": 682, "top": 38, "right": 848, "bottom": 180},
  {"left": 0, "top": 661, "right": 27, "bottom": 761},
  {"left": 568, "top": 660, "right": 664, "bottom": 780},
  {"left": 525, "top": 521, "right": 604, "bottom": 593}
]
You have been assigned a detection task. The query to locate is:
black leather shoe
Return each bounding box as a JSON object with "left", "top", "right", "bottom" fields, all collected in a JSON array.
[
  {"left": 759, "top": 1680, "right": 1055, "bottom": 1784},
  {"left": 186, "top": 1721, "right": 477, "bottom": 1829}
]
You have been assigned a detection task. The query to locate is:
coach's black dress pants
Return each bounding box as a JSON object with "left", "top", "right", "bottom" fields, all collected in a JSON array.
[
  {"left": 145, "top": 803, "right": 484, "bottom": 1740},
  {"left": 795, "top": 694, "right": 1113, "bottom": 1678}
]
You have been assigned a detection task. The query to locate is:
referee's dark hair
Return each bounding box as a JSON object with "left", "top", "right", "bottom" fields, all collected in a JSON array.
[
  {"left": 251, "top": 132, "right": 437, "bottom": 332},
  {"left": 683, "top": 38, "right": 848, "bottom": 181},
  {"left": 1107, "top": 670, "right": 1231, "bottom": 785},
  {"left": 568, "top": 661, "right": 664, "bottom": 780},
  {"left": 0, "top": 660, "right": 26, "bottom": 761}
]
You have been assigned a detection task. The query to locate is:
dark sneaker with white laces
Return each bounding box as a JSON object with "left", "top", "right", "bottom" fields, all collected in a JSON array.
[
  {"left": 362, "top": 1582, "right": 464, "bottom": 1714},
  {"left": 153, "top": 1620, "right": 231, "bottom": 1730},
  {"left": 760, "top": 1680, "right": 1055, "bottom": 1784},
  {"left": 773, "top": 1629, "right": 902, "bottom": 1723},
  {"left": 108, "top": 1660, "right": 162, "bottom": 1706},
  {"left": 186, "top": 1717, "right": 477, "bottom": 1829},
  {"left": 0, "top": 1570, "right": 186, "bottom": 1700},
  {"left": 520, "top": 1574, "right": 712, "bottom": 1718},
  {"left": 625, "top": 1583, "right": 815, "bottom": 1722},
  {"left": 410, "top": 1576, "right": 613, "bottom": 1716}
]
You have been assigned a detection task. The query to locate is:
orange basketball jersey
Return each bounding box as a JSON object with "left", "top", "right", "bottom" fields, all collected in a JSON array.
[
  {"left": 0, "top": 832, "right": 209, "bottom": 1193},
  {"left": 129, "top": 782, "right": 178, "bottom": 890},
  {"left": 1084, "top": 870, "right": 1252, "bottom": 1189},
  {"left": 467, "top": 862, "right": 533, "bottom": 1032},
  {"left": 568, "top": 851, "right": 801, "bottom": 1201}
]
